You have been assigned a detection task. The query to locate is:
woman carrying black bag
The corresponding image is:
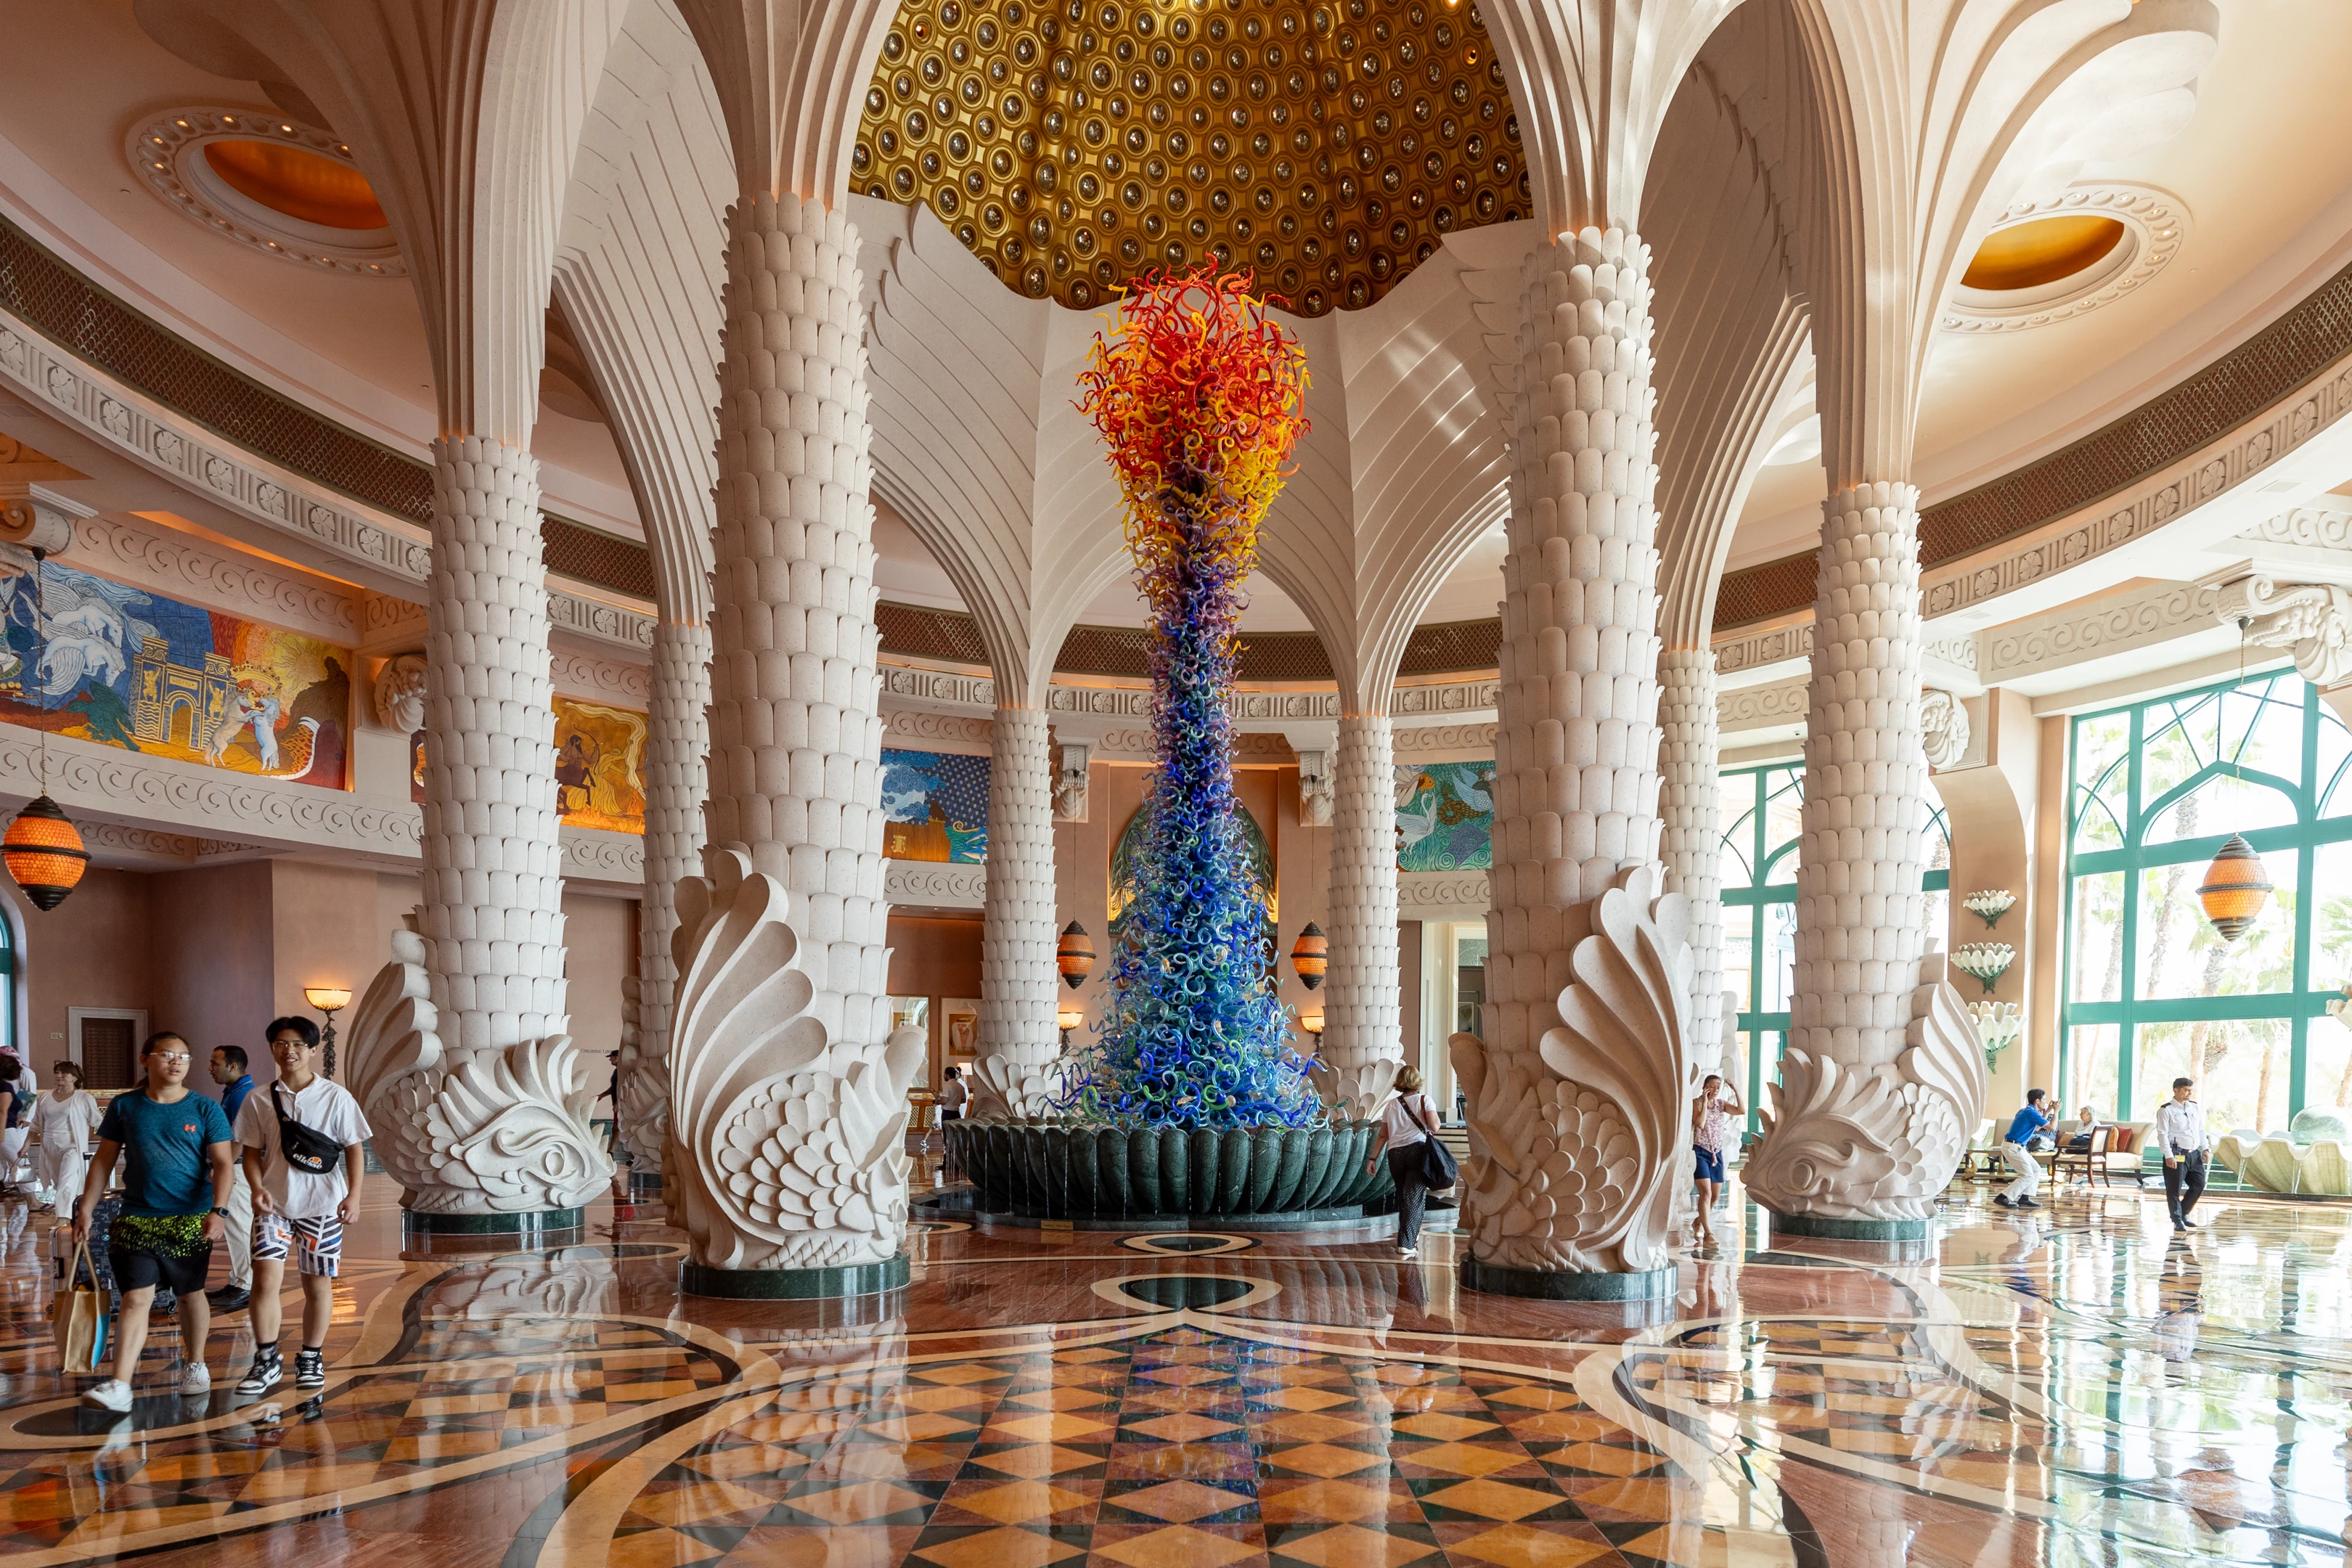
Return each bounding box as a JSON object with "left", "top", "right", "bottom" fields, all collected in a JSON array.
[{"left": 1365, "top": 1065, "right": 1445, "bottom": 1260}]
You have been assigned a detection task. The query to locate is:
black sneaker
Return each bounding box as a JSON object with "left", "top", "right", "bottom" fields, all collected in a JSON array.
[
  {"left": 1992, "top": 1196, "right": 2016, "bottom": 1209},
  {"left": 2017, "top": 1198, "right": 2041, "bottom": 1209},
  {"left": 205, "top": 1286, "right": 250, "bottom": 1313},
  {"left": 237, "top": 1349, "right": 282, "bottom": 1397},
  {"left": 294, "top": 1350, "right": 326, "bottom": 1391}
]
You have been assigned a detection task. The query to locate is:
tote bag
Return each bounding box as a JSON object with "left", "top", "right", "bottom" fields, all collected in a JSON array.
[{"left": 51, "top": 1242, "right": 107, "bottom": 1373}]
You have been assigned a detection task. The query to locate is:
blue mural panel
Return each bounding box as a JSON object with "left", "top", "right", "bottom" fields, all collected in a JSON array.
[{"left": 881, "top": 747, "right": 990, "bottom": 862}]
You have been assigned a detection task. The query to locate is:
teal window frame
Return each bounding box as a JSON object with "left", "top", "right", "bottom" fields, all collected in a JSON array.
[
  {"left": 2059, "top": 669, "right": 2352, "bottom": 1124},
  {"left": 1718, "top": 761, "right": 1950, "bottom": 1135}
]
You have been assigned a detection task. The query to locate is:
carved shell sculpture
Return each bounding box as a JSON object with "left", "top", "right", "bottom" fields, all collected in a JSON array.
[
  {"left": 616, "top": 973, "right": 669, "bottom": 1172},
  {"left": 1742, "top": 953, "right": 1987, "bottom": 1221},
  {"left": 1453, "top": 865, "right": 1695, "bottom": 1275},
  {"left": 373, "top": 652, "right": 428, "bottom": 733},
  {"left": 669, "top": 846, "right": 925, "bottom": 1271},
  {"left": 965, "top": 1054, "right": 1065, "bottom": 1120},
  {"left": 1308, "top": 1055, "right": 1402, "bottom": 1122},
  {"left": 341, "top": 921, "right": 614, "bottom": 1214}
]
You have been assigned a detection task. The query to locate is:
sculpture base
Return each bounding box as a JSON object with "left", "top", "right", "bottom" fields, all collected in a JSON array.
[
  {"left": 401, "top": 1207, "right": 584, "bottom": 1237},
  {"left": 1765, "top": 1210, "right": 1930, "bottom": 1241},
  {"left": 1459, "top": 1256, "right": 1678, "bottom": 1301},
  {"left": 916, "top": 1188, "right": 1392, "bottom": 1234},
  {"left": 681, "top": 1254, "right": 911, "bottom": 1300}
]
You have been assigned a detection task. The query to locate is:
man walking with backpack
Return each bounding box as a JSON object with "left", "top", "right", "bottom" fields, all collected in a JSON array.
[{"left": 233, "top": 1017, "right": 369, "bottom": 1397}]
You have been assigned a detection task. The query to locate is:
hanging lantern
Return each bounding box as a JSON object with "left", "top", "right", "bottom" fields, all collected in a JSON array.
[
  {"left": 2198, "top": 833, "right": 2272, "bottom": 942},
  {"left": 1056, "top": 921, "right": 1095, "bottom": 989},
  {"left": 1290, "top": 922, "right": 1328, "bottom": 990},
  {"left": 4, "top": 795, "right": 88, "bottom": 910}
]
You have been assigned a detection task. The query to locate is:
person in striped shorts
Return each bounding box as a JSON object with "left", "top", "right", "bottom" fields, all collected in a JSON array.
[{"left": 232, "top": 1017, "right": 370, "bottom": 1398}]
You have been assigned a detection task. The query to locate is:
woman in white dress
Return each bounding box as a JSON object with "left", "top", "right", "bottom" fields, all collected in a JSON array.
[{"left": 30, "top": 1060, "right": 97, "bottom": 1211}]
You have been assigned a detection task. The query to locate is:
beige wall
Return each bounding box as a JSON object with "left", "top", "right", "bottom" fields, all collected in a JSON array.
[
  {"left": 9, "top": 869, "right": 152, "bottom": 1074},
  {"left": 563, "top": 892, "right": 637, "bottom": 1059},
  {"left": 149, "top": 860, "right": 277, "bottom": 1068}
]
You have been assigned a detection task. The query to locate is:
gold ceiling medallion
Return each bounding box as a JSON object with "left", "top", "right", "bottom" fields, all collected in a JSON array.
[
  {"left": 854, "top": 0, "right": 1526, "bottom": 315},
  {"left": 1942, "top": 184, "right": 2189, "bottom": 335},
  {"left": 125, "top": 109, "right": 404, "bottom": 277}
]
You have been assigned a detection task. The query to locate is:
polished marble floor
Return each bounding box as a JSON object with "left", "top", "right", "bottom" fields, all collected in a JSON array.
[{"left": 1, "top": 1163, "right": 2346, "bottom": 1567}]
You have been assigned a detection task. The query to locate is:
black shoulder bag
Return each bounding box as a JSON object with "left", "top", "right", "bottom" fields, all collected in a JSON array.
[
  {"left": 271, "top": 1083, "right": 345, "bottom": 1175},
  {"left": 1411, "top": 1096, "right": 1458, "bottom": 1188}
]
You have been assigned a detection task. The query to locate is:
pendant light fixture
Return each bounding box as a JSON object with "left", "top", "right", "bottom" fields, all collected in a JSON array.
[
  {"left": 4, "top": 549, "right": 85, "bottom": 911},
  {"left": 1056, "top": 922, "right": 1095, "bottom": 989},
  {"left": 2198, "top": 833, "right": 2271, "bottom": 942},
  {"left": 1289, "top": 922, "right": 1328, "bottom": 989}
]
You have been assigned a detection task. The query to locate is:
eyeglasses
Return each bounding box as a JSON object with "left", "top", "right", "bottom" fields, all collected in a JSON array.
[{"left": 150, "top": 1053, "right": 191, "bottom": 1066}]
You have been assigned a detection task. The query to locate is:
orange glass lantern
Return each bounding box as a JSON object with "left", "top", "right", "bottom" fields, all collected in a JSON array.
[
  {"left": 2197, "top": 833, "right": 2272, "bottom": 942},
  {"left": 4, "top": 795, "right": 87, "bottom": 910},
  {"left": 1290, "top": 922, "right": 1328, "bottom": 990},
  {"left": 1056, "top": 922, "right": 1095, "bottom": 989}
]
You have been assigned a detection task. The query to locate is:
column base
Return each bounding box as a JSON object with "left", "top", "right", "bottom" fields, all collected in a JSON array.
[
  {"left": 401, "top": 1207, "right": 585, "bottom": 1237},
  {"left": 1459, "top": 1256, "right": 1678, "bottom": 1301},
  {"left": 681, "top": 1253, "right": 910, "bottom": 1300},
  {"left": 1765, "top": 1210, "right": 1930, "bottom": 1241}
]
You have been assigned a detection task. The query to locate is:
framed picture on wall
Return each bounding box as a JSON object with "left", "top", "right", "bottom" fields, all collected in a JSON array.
[
  {"left": 889, "top": 997, "right": 931, "bottom": 1087},
  {"left": 944, "top": 998, "right": 980, "bottom": 1058}
]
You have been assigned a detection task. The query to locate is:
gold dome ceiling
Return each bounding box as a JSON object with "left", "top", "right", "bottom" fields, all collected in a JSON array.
[{"left": 853, "top": 0, "right": 1527, "bottom": 315}]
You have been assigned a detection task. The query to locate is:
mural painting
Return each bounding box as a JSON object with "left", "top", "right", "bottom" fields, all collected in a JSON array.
[
  {"left": 1394, "top": 760, "right": 1494, "bottom": 870},
  {"left": 881, "top": 747, "right": 990, "bottom": 862},
  {"left": 0, "top": 558, "right": 351, "bottom": 788},
  {"left": 409, "top": 696, "right": 650, "bottom": 835}
]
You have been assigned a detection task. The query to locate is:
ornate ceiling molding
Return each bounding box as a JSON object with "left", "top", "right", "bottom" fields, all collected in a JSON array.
[
  {"left": 1719, "top": 679, "right": 1807, "bottom": 732},
  {"left": 57, "top": 507, "right": 359, "bottom": 643},
  {"left": 1977, "top": 579, "right": 2225, "bottom": 688},
  {"left": 885, "top": 859, "right": 986, "bottom": 910},
  {"left": 1940, "top": 184, "right": 2188, "bottom": 335},
  {"left": 1392, "top": 722, "right": 1495, "bottom": 758},
  {"left": 549, "top": 648, "right": 651, "bottom": 708},
  {"left": 0, "top": 311, "right": 651, "bottom": 654},
  {"left": 125, "top": 109, "right": 404, "bottom": 279},
  {"left": 884, "top": 710, "right": 997, "bottom": 754}
]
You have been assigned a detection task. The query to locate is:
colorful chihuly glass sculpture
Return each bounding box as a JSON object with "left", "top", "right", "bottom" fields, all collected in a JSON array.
[{"left": 1059, "top": 269, "right": 1321, "bottom": 1131}]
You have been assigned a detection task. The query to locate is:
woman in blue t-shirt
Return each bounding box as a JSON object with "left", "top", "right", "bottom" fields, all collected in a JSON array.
[{"left": 69, "top": 1031, "right": 234, "bottom": 1412}]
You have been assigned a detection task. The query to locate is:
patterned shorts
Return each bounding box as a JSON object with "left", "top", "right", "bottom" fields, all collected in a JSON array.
[
  {"left": 253, "top": 1211, "right": 344, "bottom": 1278},
  {"left": 110, "top": 1212, "right": 213, "bottom": 1298}
]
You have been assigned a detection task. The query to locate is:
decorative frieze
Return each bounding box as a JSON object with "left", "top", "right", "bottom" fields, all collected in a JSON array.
[
  {"left": 883, "top": 709, "right": 995, "bottom": 753},
  {"left": 61, "top": 508, "right": 359, "bottom": 642},
  {"left": 883, "top": 859, "right": 987, "bottom": 909},
  {"left": 549, "top": 648, "right": 652, "bottom": 707}
]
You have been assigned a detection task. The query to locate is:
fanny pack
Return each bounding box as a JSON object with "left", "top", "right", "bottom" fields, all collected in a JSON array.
[{"left": 271, "top": 1083, "right": 343, "bottom": 1175}]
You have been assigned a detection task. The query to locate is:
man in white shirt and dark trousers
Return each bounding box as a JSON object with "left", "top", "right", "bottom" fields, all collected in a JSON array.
[
  {"left": 2154, "top": 1076, "right": 2210, "bottom": 1233},
  {"left": 234, "top": 1016, "right": 371, "bottom": 1397}
]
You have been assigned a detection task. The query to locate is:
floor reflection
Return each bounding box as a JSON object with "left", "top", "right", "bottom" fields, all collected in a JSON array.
[{"left": 0, "top": 1174, "right": 2345, "bottom": 1564}]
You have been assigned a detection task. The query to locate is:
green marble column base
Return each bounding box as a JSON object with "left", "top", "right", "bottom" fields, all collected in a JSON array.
[
  {"left": 1765, "top": 1210, "right": 1930, "bottom": 1241},
  {"left": 401, "top": 1208, "right": 586, "bottom": 1236},
  {"left": 629, "top": 1169, "right": 665, "bottom": 1193},
  {"left": 681, "top": 1253, "right": 911, "bottom": 1300},
  {"left": 1458, "top": 1256, "right": 1678, "bottom": 1301}
]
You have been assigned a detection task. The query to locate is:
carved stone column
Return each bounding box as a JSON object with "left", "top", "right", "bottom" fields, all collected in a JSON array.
[
  {"left": 1318, "top": 713, "right": 1400, "bottom": 1115},
  {"left": 1657, "top": 648, "right": 1723, "bottom": 1095},
  {"left": 1455, "top": 228, "right": 1694, "bottom": 1297},
  {"left": 619, "top": 616, "right": 711, "bottom": 1185},
  {"left": 971, "top": 706, "right": 1060, "bottom": 1116},
  {"left": 664, "top": 193, "right": 922, "bottom": 1296},
  {"left": 343, "top": 436, "right": 612, "bottom": 1228},
  {"left": 1744, "top": 483, "right": 1983, "bottom": 1238}
]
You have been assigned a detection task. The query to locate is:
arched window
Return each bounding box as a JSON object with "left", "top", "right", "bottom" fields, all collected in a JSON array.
[
  {"left": 1720, "top": 763, "right": 1951, "bottom": 1133},
  {"left": 2062, "top": 670, "right": 2352, "bottom": 1130}
]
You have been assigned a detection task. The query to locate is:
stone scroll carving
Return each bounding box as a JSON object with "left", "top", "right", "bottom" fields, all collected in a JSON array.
[
  {"left": 1919, "top": 687, "right": 1969, "bottom": 771},
  {"left": 342, "top": 923, "right": 613, "bottom": 1214},
  {"left": 667, "top": 847, "right": 924, "bottom": 1271},
  {"left": 1453, "top": 865, "right": 1695, "bottom": 1275},
  {"left": 2214, "top": 574, "right": 2352, "bottom": 687},
  {"left": 1741, "top": 953, "right": 1985, "bottom": 1222}
]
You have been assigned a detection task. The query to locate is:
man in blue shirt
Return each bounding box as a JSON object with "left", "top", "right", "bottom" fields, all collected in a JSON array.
[
  {"left": 205, "top": 1045, "right": 256, "bottom": 1313},
  {"left": 71, "top": 1032, "right": 235, "bottom": 1411},
  {"left": 1995, "top": 1089, "right": 2051, "bottom": 1211}
]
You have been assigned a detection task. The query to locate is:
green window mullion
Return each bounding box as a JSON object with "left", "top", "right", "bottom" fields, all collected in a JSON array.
[
  {"left": 2115, "top": 705, "right": 2144, "bottom": 1119},
  {"left": 2292, "top": 687, "right": 2323, "bottom": 1114}
]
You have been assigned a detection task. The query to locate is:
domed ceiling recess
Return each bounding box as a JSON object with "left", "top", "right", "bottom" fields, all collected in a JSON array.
[{"left": 854, "top": 0, "right": 1527, "bottom": 314}]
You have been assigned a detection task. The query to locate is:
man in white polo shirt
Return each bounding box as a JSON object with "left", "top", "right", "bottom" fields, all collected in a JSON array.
[{"left": 232, "top": 1016, "right": 370, "bottom": 1398}]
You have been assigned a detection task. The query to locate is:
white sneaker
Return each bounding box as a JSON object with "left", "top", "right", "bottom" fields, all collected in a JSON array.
[
  {"left": 81, "top": 1379, "right": 131, "bottom": 1412},
  {"left": 1399, "top": 1246, "right": 1418, "bottom": 1259},
  {"left": 179, "top": 1363, "right": 211, "bottom": 1396}
]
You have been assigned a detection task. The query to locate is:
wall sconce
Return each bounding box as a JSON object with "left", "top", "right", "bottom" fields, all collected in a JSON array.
[
  {"left": 304, "top": 985, "right": 353, "bottom": 1079},
  {"left": 1962, "top": 889, "right": 2017, "bottom": 929},
  {"left": 1950, "top": 944, "right": 2014, "bottom": 995},
  {"left": 1301, "top": 1010, "right": 1324, "bottom": 1038},
  {"left": 1057, "top": 1005, "right": 1082, "bottom": 1050},
  {"left": 1057, "top": 922, "right": 1095, "bottom": 989},
  {"left": 1290, "top": 923, "right": 1328, "bottom": 990}
]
